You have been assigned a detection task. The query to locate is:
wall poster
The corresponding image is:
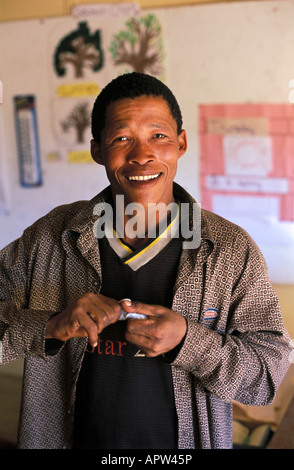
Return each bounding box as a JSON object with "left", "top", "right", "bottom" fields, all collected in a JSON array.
[
  {"left": 199, "top": 104, "right": 294, "bottom": 223},
  {"left": 49, "top": 8, "right": 165, "bottom": 164}
]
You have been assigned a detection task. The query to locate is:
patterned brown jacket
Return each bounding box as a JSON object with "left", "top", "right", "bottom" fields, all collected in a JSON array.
[{"left": 0, "top": 183, "right": 291, "bottom": 449}]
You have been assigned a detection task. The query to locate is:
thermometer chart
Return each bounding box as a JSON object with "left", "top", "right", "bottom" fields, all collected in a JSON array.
[{"left": 14, "top": 95, "right": 42, "bottom": 187}]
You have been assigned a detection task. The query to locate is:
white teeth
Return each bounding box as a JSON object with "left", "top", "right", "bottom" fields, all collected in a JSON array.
[{"left": 128, "top": 173, "right": 160, "bottom": 181}]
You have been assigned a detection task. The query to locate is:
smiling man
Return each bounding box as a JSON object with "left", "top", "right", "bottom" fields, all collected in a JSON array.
[
  {"left": 91, "top": 94, "right": 187, "bottom": 247},
  {"left": 0, "top": 73, "right": 292, "bottom": 450}
]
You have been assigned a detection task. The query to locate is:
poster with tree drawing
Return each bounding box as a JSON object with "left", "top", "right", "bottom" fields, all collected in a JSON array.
[
  {"left": 49, "top": 13, "right": 165, "bottom": 162},
  {"left": 109, "top": 14, "right": 164, "bottom": 77},
  {"left": 54, "top": 22, "right": 104, "bottom": 79},
  {"left": 60, "top": 101, "right": 90, "bottom": 144},
  {"left": 51, "top": 20, "right": 105, "bottom": 162}
]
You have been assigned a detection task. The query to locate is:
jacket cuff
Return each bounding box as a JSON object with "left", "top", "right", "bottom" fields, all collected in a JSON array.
[{"left": 170, "top": 318, "right": 220, "bottom": 372}]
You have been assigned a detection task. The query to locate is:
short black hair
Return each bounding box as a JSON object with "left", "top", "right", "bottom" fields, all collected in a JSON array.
[{"left": 91, "top": 72, "right": 183, "bottom": 142}]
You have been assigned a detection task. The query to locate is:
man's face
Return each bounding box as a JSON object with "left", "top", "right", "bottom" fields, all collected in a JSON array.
[{"left": 91, "top": 95, "right": 187, "bottom": 208}]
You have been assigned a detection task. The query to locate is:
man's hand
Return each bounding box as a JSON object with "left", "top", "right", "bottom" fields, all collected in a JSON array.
[
  {"left": 45, "top": 293, "right": 122, "bottom": 347},
  {"left": 120, "top": 299, "right": 187, "bottom": 357}
]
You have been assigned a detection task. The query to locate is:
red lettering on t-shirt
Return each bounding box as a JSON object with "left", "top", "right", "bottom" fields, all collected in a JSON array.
[{"left": 88, "top": 337, "right": 127, "bottom": 356}]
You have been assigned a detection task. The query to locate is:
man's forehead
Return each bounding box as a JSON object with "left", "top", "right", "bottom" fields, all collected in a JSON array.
[{"left": 104, "top": 95, "right": 171, "bottom": 118}]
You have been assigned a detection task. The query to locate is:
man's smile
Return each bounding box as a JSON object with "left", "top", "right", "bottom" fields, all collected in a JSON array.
[{"left": 125, "top": 173, "right": 161, "bottom": 182}]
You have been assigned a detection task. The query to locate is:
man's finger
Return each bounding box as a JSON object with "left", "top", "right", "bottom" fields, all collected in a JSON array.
[
  {"left": 84, "top": 294, "right": 122, "bottom": 328},
  {"left": 119, "top": 299, "right": 160, "bottom": 317},
  {"left": 119, "top": 299, "right": 148, "bottom": 320}
]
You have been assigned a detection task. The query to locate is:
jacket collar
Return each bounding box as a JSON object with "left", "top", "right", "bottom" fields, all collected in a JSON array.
[
  {"left": 63, "top": 182, "right": 215, "bottom": 257},
  {"left": 65, "top": 186, "right": 113, "bottom": 234},
  {"left": 173, "top": 182, "right": 214, "bottom": 245}
]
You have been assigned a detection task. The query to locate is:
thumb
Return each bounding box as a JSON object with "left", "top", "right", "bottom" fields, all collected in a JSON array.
[{"left": 119, "top": 299, "right": 148, "bottom": 319}]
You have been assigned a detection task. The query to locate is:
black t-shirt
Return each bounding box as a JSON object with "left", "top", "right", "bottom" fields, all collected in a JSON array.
[{"left": 73, "top": 234, "right": 182, "bottom": 449}]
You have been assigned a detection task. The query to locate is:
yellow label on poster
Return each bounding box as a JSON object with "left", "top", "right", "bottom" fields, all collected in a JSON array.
[
  {"left": 67, "top": 150, "right": 93, "bottom": 163},
  {"left": 57, "top": 83, "right": 100, "bottom": 98}
]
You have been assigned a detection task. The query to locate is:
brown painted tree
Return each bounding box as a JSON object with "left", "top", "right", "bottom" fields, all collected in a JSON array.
[
  {"left": 109, "top": 14, "right": 164, "bottom": 76},
  {"left": 61, "top": 102, "right": 90, "bottom": 143}
]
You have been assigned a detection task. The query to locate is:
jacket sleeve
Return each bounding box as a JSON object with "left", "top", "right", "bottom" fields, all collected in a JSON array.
[
  {"left": 0, "top": 228, "right": 53, "bottom": 366},
  {"left": 172, "top": 235, "right": 293, "bottom": 406}
]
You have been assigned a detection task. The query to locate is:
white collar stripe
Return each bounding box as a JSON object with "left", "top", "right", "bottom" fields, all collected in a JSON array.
[{"left": 104, "top": 204, "right": 180, "bottom": 271}]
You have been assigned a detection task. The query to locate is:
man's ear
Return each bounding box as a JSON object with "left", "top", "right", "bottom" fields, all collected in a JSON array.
[
  {"left": 178, "top": 129, "right": 188, "bottom": 159},
  {"left": 91, "top": 139, "right": 104, "bottom": 166}
]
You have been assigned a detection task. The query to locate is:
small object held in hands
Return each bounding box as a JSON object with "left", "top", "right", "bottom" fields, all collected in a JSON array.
[{"left": 119, "top": 298, "right": 147, "bottom": 321}]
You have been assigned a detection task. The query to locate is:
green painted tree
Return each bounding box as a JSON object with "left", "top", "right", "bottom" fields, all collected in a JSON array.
[
  {"left": 109, "top": 14, "right": 164, "bottom": 76},
  {"left": 54, "top": 22, "right": 103, "bottom": 78}
]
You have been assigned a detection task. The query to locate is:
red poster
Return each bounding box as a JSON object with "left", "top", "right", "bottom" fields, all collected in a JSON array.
[{"left": 199, "top": 104, "right": 294, "bottom": 221}]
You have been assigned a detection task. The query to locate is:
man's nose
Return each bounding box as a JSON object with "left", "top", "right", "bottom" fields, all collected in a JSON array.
[{"left": 127, "top": 140, "right": 155, "bottom": 165}]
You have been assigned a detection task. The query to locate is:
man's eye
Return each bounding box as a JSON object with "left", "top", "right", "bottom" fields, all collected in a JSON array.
[
  {"left": 113, "top": 136, "right": 128, "bottom": 143},
  {"left": 153, "top": 133, "right": 166, "bottom": 139}
]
